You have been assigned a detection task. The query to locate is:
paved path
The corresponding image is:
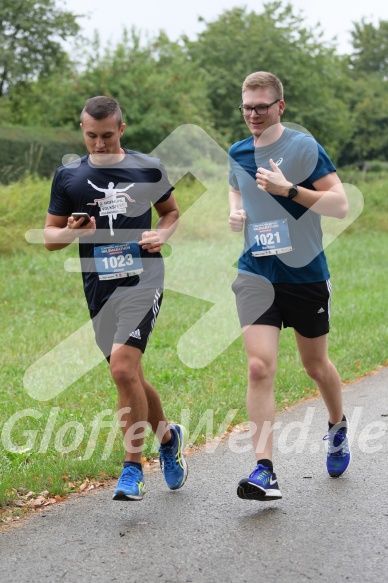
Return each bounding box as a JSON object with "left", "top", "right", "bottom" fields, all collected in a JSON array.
[{"left": 1, "top": 368, "right": 387, "bottom": 583}]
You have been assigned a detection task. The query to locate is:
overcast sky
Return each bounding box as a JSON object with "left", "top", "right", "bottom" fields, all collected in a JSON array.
[{"left": 62, "top": 0, "right": 388, "bottom": 54}]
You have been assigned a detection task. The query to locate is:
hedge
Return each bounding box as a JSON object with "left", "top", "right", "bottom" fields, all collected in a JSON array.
[{"left": 0, "top": 126, "right": 86, "bottom": 183}]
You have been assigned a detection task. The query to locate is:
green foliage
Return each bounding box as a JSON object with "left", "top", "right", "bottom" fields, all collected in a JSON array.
[
  {"left": 1, "top": 0, "right": 388, "bottom": 170},
  {"left": 337, "top": 17, "right": 388, "bottom": 165},
  {"left": 0, "top": 175, "right": 52, "bottom": 253},
  {"left": 0, "top": 125, "right": 85, "bottom": 184},
  {"left": 6, "top": 29, "right": 220, "bottom": 154},
  {"left": 99, "top": 30, "right": 218, "bottom": 153},
  {"left": 5, "top": 62, "right": 81, "bottom": 128},
  {"left": 184, "top": 2, "right": 352, "bottom": 160},
  {"left": 350, "top": 18, "right": 388, "bottom": 76},
  {"left": 338, "top": 167, "right": 388, "bottom": 233},
  {"left": 0, "top": 0, "right": 80, "bottom": 96},
  {"left": 338, "top": 74, "right": 388, "bottom": 166}
]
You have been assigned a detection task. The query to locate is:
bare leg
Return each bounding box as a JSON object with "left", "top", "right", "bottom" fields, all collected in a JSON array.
[
  {"left": 109, "top": 344, "right": 170, "bottom": 462},
  {"left": 243, "top": 325, "right": 280, "bottom": 461},
  {"left": 138, "top": 363, "right": 171, "bottom": 444},
  {"left": 294, "top": 332, "right": 343, "bottom": 424}
]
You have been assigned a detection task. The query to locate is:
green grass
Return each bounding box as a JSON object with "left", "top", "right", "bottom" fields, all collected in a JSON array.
[
  {"left": 0, "top": 172, "right": 387, "bottom": 507},
  {"left": 338, "top": 169, "right": 388, "bottom": 233},
  {"left": 0, "top": 175, "right": 49, "bottom": 254}
]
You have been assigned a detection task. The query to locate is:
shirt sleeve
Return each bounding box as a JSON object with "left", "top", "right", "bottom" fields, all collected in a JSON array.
[
  {"left": 48, "top": 168, "right": 73, "bottom": 216},
  {"left": 154, "top": 161, "right": 174, "bottom": 203},
  {"left": 228, "top": 148, "right": 240, "bottom": 190},
  {"left": 307, "top": 142, "right": 336, "bottom": 184}
]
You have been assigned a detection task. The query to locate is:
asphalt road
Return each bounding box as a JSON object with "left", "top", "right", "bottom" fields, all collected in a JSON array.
[{"left": 1, "top": 367, "right": 387, "bottom": 583}]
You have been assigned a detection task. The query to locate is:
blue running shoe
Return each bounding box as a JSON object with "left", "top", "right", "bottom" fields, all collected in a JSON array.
[
  {"left": 237, "top": 464, "right": 282, "bottom": 501},
  {"left": 112, "top": 465, "right": 145, "bottom": 501},
  {"left": 159, "top": 424, "right": 188, "bottom": 490},
  {"left": 324, "top": 418, "right": 351, "bottom": 478}
]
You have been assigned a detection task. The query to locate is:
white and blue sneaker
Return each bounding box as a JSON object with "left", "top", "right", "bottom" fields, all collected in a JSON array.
[
  {"left": 237, "top": 463, "right": 282, "bottom": 501},
  {"left": 324, "top": 417, "right": 351, "bottom": 477},
  {"left": 159, "top": 424, "right": 188, "bottom": 490},
  {"left": 112, "top": 465, "right": 145, "bottom": 501}
]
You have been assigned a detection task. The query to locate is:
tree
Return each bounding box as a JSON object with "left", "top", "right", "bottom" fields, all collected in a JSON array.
[
  {"left": 350, "top": 19, "right": 388, "bottom": 77},
  {"left": 0, "top": 0, "right": 80, "bottom": 96},
  {"left": 339, "top": 74, "right": 388, "bottom": 164},
  {"left": 8, "top": 28, "right": 220, "bottom": 154},
  {"left": 338, "top": 19, "right": 388, "bottom": 163},
  {"left": 185, "top": 2, "right": 352, "bottom": 162},
  {"left": 61, "top": 29, "right": 218, "bottom": 153}
]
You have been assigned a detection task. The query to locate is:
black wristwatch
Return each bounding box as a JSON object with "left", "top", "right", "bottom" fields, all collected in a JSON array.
[{"left": 288, "top": 184, "right": 299, "bottom": 199}]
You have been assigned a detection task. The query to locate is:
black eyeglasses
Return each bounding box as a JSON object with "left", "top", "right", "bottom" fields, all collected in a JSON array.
[{"left": 239, "top": 99, "right": 280, "bottom": 116}]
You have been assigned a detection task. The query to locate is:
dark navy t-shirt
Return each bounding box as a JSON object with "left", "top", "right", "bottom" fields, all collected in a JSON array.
[
  {"left": 229, "top": 127, "right": 336, "bottom": 284},
  {"left": 48, "top": 148, "right": 174, "bottom": 310}
]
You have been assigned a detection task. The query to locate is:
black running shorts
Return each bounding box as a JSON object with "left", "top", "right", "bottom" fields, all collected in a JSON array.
[
  {"left": 232, "top": 274, "right": 331, "bottom": 338},
  {"left": 89, "top": 287, "right": 163, "bottom": 360}
]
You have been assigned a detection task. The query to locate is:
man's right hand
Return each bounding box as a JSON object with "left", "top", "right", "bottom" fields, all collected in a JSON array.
[
  {"left": 229, "top": 209, "right": 247, "bottom": 232},
  {"left": 67, "top": 216, "right": 96, "bottom": 237}
]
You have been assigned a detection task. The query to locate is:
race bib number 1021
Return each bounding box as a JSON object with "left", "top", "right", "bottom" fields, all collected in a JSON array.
[{"left": 248, "top": 219, "right": 292, "bottom": 257}]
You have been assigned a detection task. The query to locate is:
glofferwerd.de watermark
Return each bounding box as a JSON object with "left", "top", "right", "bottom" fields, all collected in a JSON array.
[{"left": 1, "top": 405, "right": 386, "bottom": 461}]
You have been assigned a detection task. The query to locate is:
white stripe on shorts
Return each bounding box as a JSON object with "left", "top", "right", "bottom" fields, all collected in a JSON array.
[
  {"left": 147, "top": 288, "right": 162, "bottom": 342},
  {"left": 326, "top": 279, "right": 332, "bottom": 322}
]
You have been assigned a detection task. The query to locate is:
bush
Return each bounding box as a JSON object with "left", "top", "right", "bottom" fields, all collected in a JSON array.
[
  {"left": 0, "top": 175, "right": 51, "bottom": 254},
  {"left": 0, "top": 126, "right": 85, "bottom": 184}
]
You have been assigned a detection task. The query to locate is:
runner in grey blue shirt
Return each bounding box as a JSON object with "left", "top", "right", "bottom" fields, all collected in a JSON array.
[{"left": 229, "top": 72, "right": 351, "bottom": 501}]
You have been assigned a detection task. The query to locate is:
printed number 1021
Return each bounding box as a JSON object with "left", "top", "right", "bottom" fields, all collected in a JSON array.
[{"left": 255, "top": 231, "right": 280, "bottom": 246}]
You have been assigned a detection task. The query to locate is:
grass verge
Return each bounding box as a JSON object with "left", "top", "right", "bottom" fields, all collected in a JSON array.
[{"left": 0, "top": 172, "right": 387, "bottom": 511}]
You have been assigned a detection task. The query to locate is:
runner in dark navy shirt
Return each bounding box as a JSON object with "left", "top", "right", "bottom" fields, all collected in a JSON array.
[{"left": 45, "top": 96, "right": 188, "bottom": 501}]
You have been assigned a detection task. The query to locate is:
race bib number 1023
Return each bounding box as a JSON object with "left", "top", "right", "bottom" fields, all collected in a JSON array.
[
  {"left": 94, "top": 242, "right": 144, "bottom": 280},
  {"left": 248, "top": 219, "right": 293, "bottom": 257}
]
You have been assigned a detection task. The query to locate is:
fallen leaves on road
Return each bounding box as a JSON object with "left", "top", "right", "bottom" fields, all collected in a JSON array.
[{"left": 0, "top": 478, "right": 109, "bottom": 527}]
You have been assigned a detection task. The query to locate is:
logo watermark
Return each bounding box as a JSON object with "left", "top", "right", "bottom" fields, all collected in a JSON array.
[
  {"left": 23, "top": 123, "right": 364, "bottom": 401},
  {"left": 1, "top": 406, "right": 386, "bottom": 460}
]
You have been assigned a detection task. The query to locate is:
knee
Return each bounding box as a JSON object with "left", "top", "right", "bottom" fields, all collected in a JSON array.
[
  {"left": 110, "top": 362, "right": 138, "bottom": 390},
  {"left": 248, "top": 357, "right": 275, "bottom": 384},
  {"left": 304, "top": 361, "right": 326, "bottom": 383}
]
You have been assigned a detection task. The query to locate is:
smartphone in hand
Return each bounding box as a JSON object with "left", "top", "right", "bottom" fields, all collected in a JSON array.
[{"left": 71, "top": 212, "right": 91, "bottom": 225}]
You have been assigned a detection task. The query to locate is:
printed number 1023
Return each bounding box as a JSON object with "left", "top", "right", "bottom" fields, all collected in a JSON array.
[{"left": 102, "top": 254, "right": 134, "bottom": 269}]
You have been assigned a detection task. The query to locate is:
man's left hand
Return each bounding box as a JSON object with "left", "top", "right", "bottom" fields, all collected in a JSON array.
[
  {"left": 139, "top": 230, "right": 163, "bottom": 253},
  {"left": 256, "top": 158, "right": 291, "bottom": 196}
]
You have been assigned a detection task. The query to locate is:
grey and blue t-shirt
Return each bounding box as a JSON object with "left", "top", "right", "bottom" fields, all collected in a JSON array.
[{"left": 229, "top": 127, "right": 336, "bottom": 284}]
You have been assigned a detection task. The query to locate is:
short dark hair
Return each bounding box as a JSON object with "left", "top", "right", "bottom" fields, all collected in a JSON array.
[{"left": 80, "top": 96, "right": 123, "bottom": 127}]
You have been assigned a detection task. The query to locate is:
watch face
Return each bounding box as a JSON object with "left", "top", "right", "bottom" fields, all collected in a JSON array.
[{"left": 288, "top": 186, "right": 298, "bottom": 199}]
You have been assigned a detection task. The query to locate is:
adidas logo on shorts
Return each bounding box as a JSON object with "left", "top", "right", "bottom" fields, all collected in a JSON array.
[
  {"left": 129, "top": 329, "right": 142, "bottom": 340},
  {"left": 317, "top": 307, "right": 325, "bottom": 313}
]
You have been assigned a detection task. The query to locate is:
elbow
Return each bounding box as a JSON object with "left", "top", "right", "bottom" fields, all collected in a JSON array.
[
  {"left": 44, "top": 236, "right": 58, "bottom": 251},
  {"left": 171, "top": 209, "right": 180, "bottom": 229},
  {"left": 44, "top": 233, "right": 53, "bottom": 251},
  {"left": 336, "top": 190, "right": 350, "bottom": 219},
  {"left": 336, "top": 201, "right": 349, "bottom": 220}
]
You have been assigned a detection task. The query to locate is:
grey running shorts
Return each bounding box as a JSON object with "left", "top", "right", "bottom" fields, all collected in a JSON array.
[{"left": 89, "top": 286, "right": 163, "bottom": 360}]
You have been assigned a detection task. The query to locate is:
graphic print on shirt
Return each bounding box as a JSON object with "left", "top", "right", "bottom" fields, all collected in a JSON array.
[{"left": 86, "top": 179, "right": 136, "bottom": 236}]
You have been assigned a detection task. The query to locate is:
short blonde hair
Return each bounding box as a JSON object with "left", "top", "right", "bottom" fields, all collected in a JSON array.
[{"left": 242, "top": 72, "right": 284, "bottom": 100}]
